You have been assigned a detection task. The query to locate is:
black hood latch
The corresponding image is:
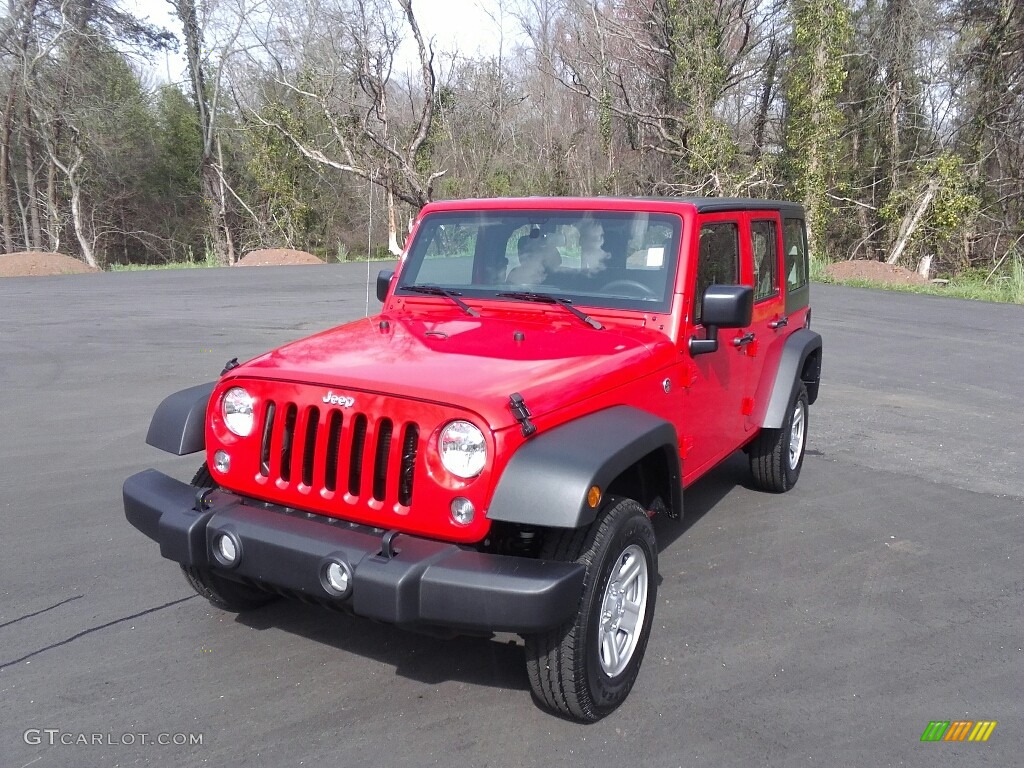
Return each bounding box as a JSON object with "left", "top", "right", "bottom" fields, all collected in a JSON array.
[{"left": 509, "top": 393, "right": 537, "bottom": 438}]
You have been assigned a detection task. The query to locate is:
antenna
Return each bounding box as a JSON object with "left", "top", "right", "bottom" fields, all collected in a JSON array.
[{"left": 365, "top": 171, "right": 373, "bottom": 317}]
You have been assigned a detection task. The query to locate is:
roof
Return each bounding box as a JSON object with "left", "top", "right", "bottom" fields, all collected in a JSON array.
[{"left": 422, "top": 196, "right": 804, "bottom": 217}]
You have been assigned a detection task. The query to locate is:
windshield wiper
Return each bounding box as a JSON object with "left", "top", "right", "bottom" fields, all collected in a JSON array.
[
  {"left": 403, "top": 285, "right": 479, "bottom": 317},
  {"left": 496, "top": 291, "right": 604, "bottom": 330}
]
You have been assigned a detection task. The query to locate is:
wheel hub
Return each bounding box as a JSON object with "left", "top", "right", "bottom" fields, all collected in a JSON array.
[
  {"left": 597, "top": 544, "right": 649, "bottom": 677},
  {"left": 788, "top": 400, "right": 806, "bottom": 470}
]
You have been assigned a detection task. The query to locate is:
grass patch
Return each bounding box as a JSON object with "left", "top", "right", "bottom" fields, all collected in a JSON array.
[
  {"left": 110, "top": 247, "right": 222, "bottom": 271},
  {"left": 110, "top": 243, "right": 396, "bottom": 271},
  {"left": 818, "top": 252, "right": 1024, "bottom": 305},
  {"left": 109, "top": 260, "right": 220, "bottom": 271}
]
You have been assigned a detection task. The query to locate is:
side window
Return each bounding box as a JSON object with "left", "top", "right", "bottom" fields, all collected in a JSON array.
[
  {"left": 751, "top": 220, "right": 778, "bottom": 302},
  {"left": 783, "top": 218, "right": 809, "bottom": 291},
  {"left": 695, "top": 222, "right": 739, "bottom": 323}
]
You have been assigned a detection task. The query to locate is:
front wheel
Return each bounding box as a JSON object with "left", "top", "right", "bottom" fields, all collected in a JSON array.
[
  {"left": 524, "top": 497, "right": 658, "bottom": 722},
  {"left": 181, "top": 564, "right": 274, "bottom": 612},
  {"left": 181, "top": 464, "right": 276, "bottom": 612}
]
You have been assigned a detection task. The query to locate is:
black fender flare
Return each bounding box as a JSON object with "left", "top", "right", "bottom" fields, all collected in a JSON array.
[
  {"left": 145, "top": 382, "right": 215, "bottom": 455},
  {"left": 760, "top": 329, "right": 822, "bottom": 429},
  {"left": 487, "top": 406, "right": 680, "bottom": 530}
]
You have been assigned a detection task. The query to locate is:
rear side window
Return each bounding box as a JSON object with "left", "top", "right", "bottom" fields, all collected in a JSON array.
[
  {"left": 695, "top": 222, "right": 739, "bottom": 323},
  {"left": 783, "top": 218, "right": 809, "bottom": 312},
  {"left": 750, "top": 220, "right": 778, "bottom": 302}
]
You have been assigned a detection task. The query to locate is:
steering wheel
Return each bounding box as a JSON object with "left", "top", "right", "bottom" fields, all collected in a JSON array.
[{"left": 600, "top": 279, "right": 658, "bottom": 298}]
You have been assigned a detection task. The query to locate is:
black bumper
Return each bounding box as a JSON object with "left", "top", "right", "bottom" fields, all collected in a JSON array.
[{"left": 123, "top": 469, "right": 584, "bottom": 633}]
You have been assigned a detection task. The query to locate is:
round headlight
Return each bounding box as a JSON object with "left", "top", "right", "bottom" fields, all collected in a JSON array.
[
  {"left": 438, "top": 420, "right": 487, "bottom": 478},
  {"left": 222, "top": 387, "right": 255, "bottom": 437}
]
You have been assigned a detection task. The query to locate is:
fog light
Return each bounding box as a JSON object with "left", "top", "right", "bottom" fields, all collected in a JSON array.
[
  {"left": 450, "top": 497, "right": 475, "bottom": 526},
  {"left": 213, "top": 450, "right": 230, "bottom": 473},
  {"left": 214, "top": 533, "right": 240, "bottom": 567},
  {"left": 322, "top": 560, "right": 353, "bottom": 597}
]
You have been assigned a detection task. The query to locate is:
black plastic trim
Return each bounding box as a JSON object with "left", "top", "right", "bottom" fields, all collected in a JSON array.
[
  {"left": 145, "top": 382, "right": 215, "bottom": 456},
  {"left": 487, "top": 406, "right": 680, "bottom": 529},
  {"left": 762, "top": 329, "right": 823, "bottom": 428},
  {"left": 122, "top": 469, "right": 585, "bottom": 633},
  {"left": 377, "top": 269, "right": 395, "bottom": 302}
]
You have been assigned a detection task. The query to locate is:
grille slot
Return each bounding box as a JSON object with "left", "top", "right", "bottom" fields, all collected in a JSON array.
[
  {"left": 259, "top": 401, "right": 276, "bottom": 477},
  {"left": 301, "top": 406, "right": 319, "bottom": 487},
  {"left": 398, "top": 424, "right": 419, "bottom": 506},
  {"left": 324, "top": 411, "right": 343, "bottom": 491},
  {"left": 348, "top": 414, "right": 368, "bottom": 497},
  {"left": 372, "top": 419, "right": 394, "bottom": 501},
  {"left": 280, "top": 404, "right": 298, "bottom": 481}
]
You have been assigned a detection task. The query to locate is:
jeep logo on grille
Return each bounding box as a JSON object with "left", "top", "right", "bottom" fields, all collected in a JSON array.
[{"left": 323, "top": 391, "right": 356, "bottom": 408}]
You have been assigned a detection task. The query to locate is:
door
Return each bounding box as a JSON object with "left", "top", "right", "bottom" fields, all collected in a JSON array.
[
  {"left": 680, "top": 214, "right": 757, "bottom": 480},
  {"left": 745, "top": 214, "right": 787, "bottom": 431}
]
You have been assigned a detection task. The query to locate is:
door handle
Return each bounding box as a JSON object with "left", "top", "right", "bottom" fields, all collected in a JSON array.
[
  {"left": 732, "top": 331, "right": 756, "bottom": 347},
  {"left": 769, "top": 316, "right": 788, "bottom": 329}
]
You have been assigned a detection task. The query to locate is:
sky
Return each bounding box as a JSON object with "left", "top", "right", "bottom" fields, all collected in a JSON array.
[{"left": 126, "top": 0, "right": 514, "bottom": 84}]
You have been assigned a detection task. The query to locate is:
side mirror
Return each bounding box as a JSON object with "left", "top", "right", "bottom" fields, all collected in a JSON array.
[
  {"left": 376, "top": 269, "right": 395, "bottom": 303},
  {"left": 689, "top": 284, "right": 753, "bottom": 356}
]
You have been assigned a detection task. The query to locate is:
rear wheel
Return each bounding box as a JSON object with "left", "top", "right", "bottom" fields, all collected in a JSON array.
[
  {"left": 524, "top": 497, "right": 658, "bottom": 722},
  {"left": 180, "top": 464, "right": 275, "bottom": 612},
  {"left": 749, "top": 383, "right": 809, "bottom": 492}
]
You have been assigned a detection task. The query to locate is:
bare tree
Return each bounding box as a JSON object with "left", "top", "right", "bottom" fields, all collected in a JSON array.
[
  {"left": 170, "top": 0, "right": 243, "bottom": 264},
  {"left": 232, "top": 0, "right": 446, "bottom": 253}
]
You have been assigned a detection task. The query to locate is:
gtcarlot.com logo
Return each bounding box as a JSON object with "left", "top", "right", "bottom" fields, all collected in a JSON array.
[{"left": 24, "top": 729, "right": 204, "bottom": 747}]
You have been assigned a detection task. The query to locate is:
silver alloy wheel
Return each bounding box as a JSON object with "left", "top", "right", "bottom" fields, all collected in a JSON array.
[
  {"left": 597, "top": 543, "right": 649, "bottom": 677},
  {"left": 788, "top": 399, "right": 806, "bottom": 470}
]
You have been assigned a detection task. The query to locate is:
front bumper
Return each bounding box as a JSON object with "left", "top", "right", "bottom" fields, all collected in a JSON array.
[{"left": 123, "top": 469, "right": 584, "bottom": 633}]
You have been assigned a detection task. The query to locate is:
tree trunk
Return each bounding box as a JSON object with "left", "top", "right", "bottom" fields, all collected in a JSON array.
[
  {"left": 201, "top": 161, "right": 232, "bottom": 265},
  {"left": 1, "top": 83, "right": 16, "bottom": 252},
  {"left": 67, "top": 173, "right": 96, "bottom": 268},
  {"left": 22, "top": 98, "right": 41, "bottom": 249},
  {"left": 46, "top": 154, "right": 60, "bottom": 252},
  {"left": 801, "top": 35, "right": 832, "bottom": 260},
  {"left": 387, "top": 189, "right": 402, "bottom": 257},
  {"left": 851, "top": 113, "right": 873, "bottom": 258},
  {"left": 49, "top": 128, "right": 98, "bottom": 268},
  {"left": 752, "top": 42, "right": 779, "bottom": 161},
  {"left": 886, "top": 177, "right": 938, "bottom": 265},
  {"left": 175, "top": 0, "right": 234, "bottom": 265}
]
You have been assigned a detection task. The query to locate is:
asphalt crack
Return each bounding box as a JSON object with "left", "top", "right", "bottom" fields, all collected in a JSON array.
[
  {"left": 0, "top": 595, "right": 195, "bottom": 671},
  {"left": 0, "top": 594, "right": 84, "bottom": 630}
]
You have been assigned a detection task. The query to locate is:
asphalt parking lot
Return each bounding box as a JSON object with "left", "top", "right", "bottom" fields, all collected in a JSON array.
[{"left": 1, "top": 265, "right": 1021, "bottom": 767}]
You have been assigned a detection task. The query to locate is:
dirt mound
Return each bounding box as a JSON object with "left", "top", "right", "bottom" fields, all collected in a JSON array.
[
  {"left": 235, "top": 248, "right": 323, "bottom": 267},
  {"left": 0, "top": 251, "right": 99, "bottom": 277},
  {"left": 826, "top": 259, "right": 927, "bottom": 286}
]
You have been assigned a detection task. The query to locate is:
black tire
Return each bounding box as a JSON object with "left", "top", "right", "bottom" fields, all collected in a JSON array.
[
  {"left": 181, "top": 564, "right": 273, "bottom": 612},
  {"left": 749, "top": 383, "right": 809, "bottom": 493},
  {"left": 180, "top": 464, "right": 275, "bottom": 612},
  {"left": 524, "top": 497, "right": 658, "bottom": 722},
  {"left": 191, "top": 463, "right": 215, "bottom": 488}
]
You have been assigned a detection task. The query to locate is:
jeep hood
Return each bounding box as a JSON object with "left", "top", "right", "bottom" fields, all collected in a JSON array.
[{"left": 235, "top": 310, "right": 674, "bottom": 430}]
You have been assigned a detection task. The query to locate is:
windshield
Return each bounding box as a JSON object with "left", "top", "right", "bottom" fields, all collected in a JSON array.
[{"left": 396, "top": 210, "right": 682, "bottom": 312}]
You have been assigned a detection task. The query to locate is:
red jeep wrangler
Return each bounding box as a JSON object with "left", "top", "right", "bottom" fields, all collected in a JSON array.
[{"left": 125, "top": 197, "right": 821, "bottom": 721}]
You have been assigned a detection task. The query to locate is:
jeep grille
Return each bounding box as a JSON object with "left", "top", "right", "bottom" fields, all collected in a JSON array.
[{"left": 257, "top": 399, "right": 419, "bottom": 506}]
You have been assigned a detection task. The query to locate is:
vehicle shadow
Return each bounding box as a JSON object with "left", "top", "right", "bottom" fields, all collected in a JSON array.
[
  {"left": 653, "top": 451, "right": 750, "bottom": 553},
  {"left": 233, "top": 451, "right": 751, "bottom": 695},
  {"left": 236, "top": 600, "right": 532, "bottom": 691}
]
